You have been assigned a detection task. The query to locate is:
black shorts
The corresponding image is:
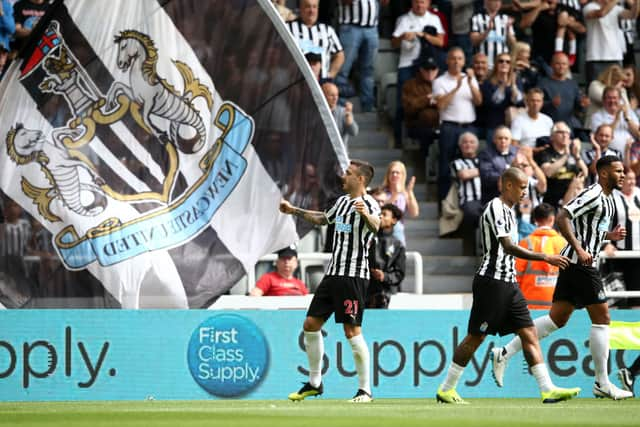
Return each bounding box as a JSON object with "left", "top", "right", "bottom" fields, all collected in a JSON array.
[
  {"left": 468, "top": 274, "right": 533, "bottom": 336},
  {"left": 553, "top": 263, "right": 607, "bottom": 308},
  {"left": 307, "top": 275, "right": 367, "bottom": 325}
]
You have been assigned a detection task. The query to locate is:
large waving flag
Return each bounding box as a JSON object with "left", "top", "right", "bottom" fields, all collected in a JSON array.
[{"left": 0, "top": 0, "right": 348, "bottom": 308}]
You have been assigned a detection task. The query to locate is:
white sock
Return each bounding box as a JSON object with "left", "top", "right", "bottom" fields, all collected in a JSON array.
[
  {"left": 504, "top": 315, "right": 559, "bottom": 359},
  {"left": 531, "top": 363, "right": 554, "bottom": 392},
  {"left": 554, "top": 37, "right": 564, "bottom": 52},
  {"left": 590, "top": 324, "right": 610, "bottom": 386},
  {"left": 349, "top": 334, "right": 371, "bottom": 394},
  {"left": 304, "top": 330, "right": 324, "bottom": 387},
  {"left": 441, "top": 362, "right": 465, "bottom": 392}
]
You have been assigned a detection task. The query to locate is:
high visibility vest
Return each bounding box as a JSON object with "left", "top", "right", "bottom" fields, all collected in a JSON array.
[{"left": 515, "top": 227, "right": 567, "bottom": 309}]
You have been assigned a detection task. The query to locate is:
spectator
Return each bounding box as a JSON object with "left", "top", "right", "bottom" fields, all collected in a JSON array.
[
  {"left": 513, "top": 145, "right": 548, "bottom": 213},
  {"left": 0, "top": 0, "right": 15, "bottom": 78},
  {"left": 433, "top": 47, "right": 482, "bottom": 201},
  {"left": 470, "top": 0, "right": 516, "bottom": 70},
  {"left": 0, "top": 197, "right": 32, "bottom": 308},
  {"left": 583, "top": 124, "right": 623, "bottom": 184},
  {"left": 538, "top": 52, "right": 588, "bottom": 130},
  {"left": 11, "top": 0, "right": 49, "bottom": 53},
  {"left": 392, "top": 0, "right": 445, "bottom": 147},
  {"left": 272, "top": 0, "right": 297, "bottom": 21},
  {"left": 620, "top": 0, "right": 637, "bottom": 66},
  {"left": 402, "top": 55, "right": 440, "bottom": 174},
  {"left": 450, "top": 0, "right": 476, "bottom": 63},
  {"left": 511, "top": 87, "right": 554, "bottom": 148},
  {"left": 585, "top": 65, "right": 629, "bottom": 128},
  {"left": 590, "top": 86, "right": 640, "bottom": 156},
  {"left": 622, "top": 64, "right": 640, "bottom": 111},
  {"left": 515, "top": 203, "right": 567, "bottom": 309},
  {"left": 471, "top": 52, "right": 489, "bottom": 85},
  {"left": 322, "top": 81, "right": 359, "bottom": 149},
  {"left": 369, "top": 186, "right": 389, "bottom": 207},
  {"left": 305, "top": 52, "right": 323, "bottom": 81},
  {"left": 367, "top": 203, "right": 406, "bottom": 308},
  {"left": 287, "top": 0, "right": 344, "bottom": 80},
  {"left": 450, "top": 132, "right": 482, "bottom": 254},
  {"left": 250, "top": 247, "right": 309, "bottom": 296},
  {"left": 555, "top": 0, "right": 586, "bottom": 67},
  {"left": 583, "top": 0, "right": 639, "bottom": 83},
  {"left": 534, "top": 121, "right": 588, "bottom": 207},
  {"left": 477, "top": 52, "right": 524, "bottom": 144},
  {"left": 605, "top": 169, "right": 640, "bottom": 306},
  {"left": 511, "top": 41, "right": 540, "bottom": 92},
  {"left": 335, "top": 0, "right": 387, "bottom": 112},
  {"left": 382, "top": 160, "right": 420, "bottom": 245},
  {"left": 478, "top": 126, "right": 518, "bottom": 205}
]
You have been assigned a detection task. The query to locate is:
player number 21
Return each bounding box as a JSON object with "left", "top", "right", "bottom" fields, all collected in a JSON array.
[{"left": 344, "top": 299, "right": 358, "bottom": 315}]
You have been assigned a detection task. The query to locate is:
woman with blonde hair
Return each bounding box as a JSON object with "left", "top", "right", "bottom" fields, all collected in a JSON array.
[
  {"left": 382, "top": 160, "right": 419, "bottom": 245},
  {"left": 585, "top": 64, "right": 629, "bottom": 127},
  {"left": 511, "top": 41, "right": 539, "bottom": 91}
]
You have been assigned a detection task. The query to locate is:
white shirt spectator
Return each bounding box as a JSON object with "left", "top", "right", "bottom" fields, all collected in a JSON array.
[
  {"left": 583, "top": 2, "right": 626, "bottom": 61},
  {"left": 590, "top": 108, "right": 639, "bottom": 154},
  {"left": 432, "top": 72, "right": 479, "bottom": 123},
  {"left": 511, "top": 111, "right": 554, "bottom": 147},
  {"left": 392, "top": 10, "right": 445, "bottom": 68}
]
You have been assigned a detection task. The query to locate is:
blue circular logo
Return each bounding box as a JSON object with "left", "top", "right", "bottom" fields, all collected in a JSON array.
[{"left": 187, "top": 314, "right": 269, "bottom": 397}]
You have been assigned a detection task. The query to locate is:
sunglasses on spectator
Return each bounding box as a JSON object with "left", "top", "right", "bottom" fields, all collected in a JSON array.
[{"left": 497, "top": 58, "right": 511, "bottom": 64}]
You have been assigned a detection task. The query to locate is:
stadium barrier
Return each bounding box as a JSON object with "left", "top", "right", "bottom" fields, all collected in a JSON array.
[
  {"left": 0, "top": 309, "right": 636, "bottom": 401},
  {"left": 598, "top": 250, "right": 640, "bottom": 299}
]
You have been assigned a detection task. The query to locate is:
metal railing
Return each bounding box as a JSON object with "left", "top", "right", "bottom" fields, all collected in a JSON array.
[{"left": 598, "top": 250, "right": 640, "bottom": 299}]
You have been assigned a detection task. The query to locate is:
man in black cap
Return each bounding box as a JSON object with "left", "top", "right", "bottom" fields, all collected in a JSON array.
[
  {"left": 250, "top": 246, "right": 309, "bottom": 296},
  {"left": 402, "top": 55, "right": 440, "bottom": 179}
]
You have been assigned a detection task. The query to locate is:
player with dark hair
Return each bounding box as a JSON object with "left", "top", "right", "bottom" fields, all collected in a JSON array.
[
  {"left": 436, "top": 167, "right": 579, "bottom": 404},
  {"left": 492, "top": 155, "right": 633, "bottom": 400},
  {"left": 280, "top": 159, "right": 380, "bottom": 403}
]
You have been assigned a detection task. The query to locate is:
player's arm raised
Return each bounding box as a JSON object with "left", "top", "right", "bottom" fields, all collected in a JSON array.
[
  {"left": 280, "top": 199, "right": 328, "bottom": 225},
  {"left": 499, "top": 236, "right": 570, "bottom": 268}
]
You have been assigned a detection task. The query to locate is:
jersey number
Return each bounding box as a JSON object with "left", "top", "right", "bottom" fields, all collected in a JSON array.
[{"left": 344, "top": 299, "right": 359, "bottom": 316}]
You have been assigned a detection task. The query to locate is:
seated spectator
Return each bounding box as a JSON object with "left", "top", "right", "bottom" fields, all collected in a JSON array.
[
  {"left": 392, "top": 0, "right": 445, "bottom": 147},
  {"left": 538, "top": 52, "right": 588, "bottom": 130},
  {"left": 585, "top": 65, "right": 629, "bottom": 128},
  {"left": 511, "top": 87, "right": 554, "bottom": 148},
  {"left": 249, "top": 247, "right": 309, "bottom": 296},
  {"left": 470, "top": 0, "right": 516, "bottom": 70},
  {"left": 590, "top": 86, "right": 640, "bottom": 156},
  {"left": 286, "top": 0, "right": 344, "bottom": 80},
  {"left": 623, "top": 64, "right": 640, "bottom": 112},
  {"left": 515, "top": 203, "right": 566, "bottom": 309},
  {"left": 382, "top": 160, "right": 420, "bottom": 245},
  {"left": 451, "top": 132, "right": 482, "bottom": 255},
  {"left": 322, "top": 82, "right": 359, "bottom": 149},
  {"left": 511, "top": 41, "right": 540, "bottom": 92},
  {"left": 0, "top": 0, "right": 15, "bottom": 77},
  {"left": 367, "top": 203, "right": 406, "bottom": 309},
  {"left": 402, "top": 55, "right": 439, "bottom": 175},
  {"left": 477, "top": 53, "right": 524, "bottom": 144},
  {"left": 583, "top": 124, "right": 623, "bottom": 184},
  {"left": 605, "top": 169, "right": 640, "bottom": 307},
  {"left": 478, "top": 126, "right": 518, "bottom": 205},
  {"left": 534, "top": 121, "right": 588, "bottom": 207}
]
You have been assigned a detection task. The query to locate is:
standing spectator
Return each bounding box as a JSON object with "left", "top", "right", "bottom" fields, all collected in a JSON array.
[
  {"left": 381, "top": 160, "right": 420, "bottom": 245},
  {"left": 479, "top": 126, "right": 518, "bottom": 205},
  {"left": 392, "top": 0, "right": 445, "bottom": 147},
  {"left": 367, "top": 203, "right": 406, "bottom": 309},
  {"left": 511, "top": 41, "right": 541, "bottom": 92},
  {"left": 250, "top": 247, "right": 309, "bottom": 297},
  {"left": 538, "top": 52, "right": 587, "bottom": 130},
  {"left": 336, "top": 0, "right": 388, "bottom": 112},
  {"left": 515, "top": 203, "right": 567, "bottom": 309},
  {"left": 0, "top": 197, "right": 32, "bottom": 308},
  {"left": 436, "top": 167, "right": 577, "bottom": 404},
  {"left": 272, "top": 0, "right": 297, "bottom": 21},
  {"left": 583, "top": 124, "right": 623, "bottom": 184},
  {"left": 0, "top": 0, "right": 15, "bottom": 78},
  {"left": 287, "top": 0, "right": 345, "bottom": 80},
  {"left": 535, "top": 121, "right": 588, "bottom": 207},
  {"left": 471, "top": 52, "right": 489, "bottom": 85},
  {"left": 450, "top": 0, "right": 476, "bottom": 63},
  {"left": 322, "top": 82, "right": 359, "bottom": 149},
  {"left": 622, "top": 64, "right": 640, "bottom": 111},
  {"left": 11, "top": 0, "right": 49, "bottom": 53},
  {"left": 281, "top": 160, "right": 380, "bottom": 403},
  {"left": 433, "top": 47, "right": 482, "bottom": 201},
  {"left": 477, "top": 53, "right": 524, "bottom": 144},
  {"left": 583, "top": 0, "right": 639, "bottom": 83},
  {"left": 402, "top": 55, "right": 440, "bottom": 174},
  {"left": 606, "top": 169, "right": 640, "bottom": 306},
  {"left": 619, "top": 0, "right": 637, "bottom": 66},
  {"left": 511, "top": 87, "right": 554, "bottom": 148},
  {"left": 590, "top": 87, "right": 640, "bottom": 156},
  {"left": 451, "top": 132, "right": 482, "bottom": 254},
  {"left": 470, "top": 0, "right": 516, "bottom": 70}
]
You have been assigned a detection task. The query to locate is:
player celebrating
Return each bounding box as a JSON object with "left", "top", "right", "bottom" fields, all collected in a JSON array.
[
  {"left": 436, "top": 167, "right": 580, "bottom": 404},
  {"left": 280, "top": 159, "right": 380, "bottom": 403},
  {"left": 491, "top": 156, "right": 632, "bottom": 400}
]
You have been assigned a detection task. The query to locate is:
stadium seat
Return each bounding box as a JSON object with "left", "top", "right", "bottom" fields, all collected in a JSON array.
[{"left": 305, "top": 265, "right": 325, "bottom": 293}]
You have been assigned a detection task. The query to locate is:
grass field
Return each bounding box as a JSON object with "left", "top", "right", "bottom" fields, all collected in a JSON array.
[{"left": 0, "top": 398, "right": 637, "bottom": 427}]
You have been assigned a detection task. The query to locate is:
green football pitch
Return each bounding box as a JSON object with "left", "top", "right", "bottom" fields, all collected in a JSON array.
[{"left": 0, "top": 398, "right": 637, "bottom": 427}]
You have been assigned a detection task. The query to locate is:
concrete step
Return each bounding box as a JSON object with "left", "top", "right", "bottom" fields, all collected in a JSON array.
[
  {"left": 421, "top": 274, "right": 474, "bottom": 294},
  {"left": 413, "top": 201, "right": 438, "bottom": 219},
  {"left": 422, "top": 255, "right": 478, "bottom": 275},
  {"left": 405, "top": 237, "right": 462, "bottom": 256},
  {"left": 353, "top": 111, "right": 380, "bottom": 128},
  {"left": 349, "top": 130, "right": 390, "bottom": 149},
  {"left": 404, "top": 219, "right": 439, "bottom": 238},
  {"left": 350, "top": 147, "right": 402, "bottom": 162}
]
